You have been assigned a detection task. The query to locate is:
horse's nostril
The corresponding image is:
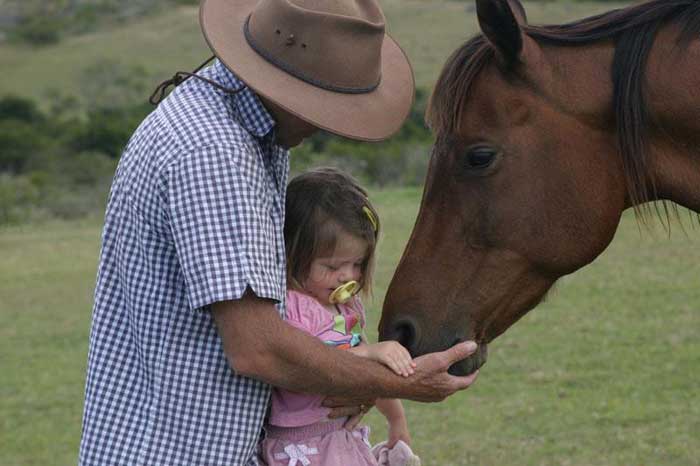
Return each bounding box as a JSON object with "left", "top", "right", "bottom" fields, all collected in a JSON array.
[{"left": 389, "top": 318, "right": 420, "bottom": 356}]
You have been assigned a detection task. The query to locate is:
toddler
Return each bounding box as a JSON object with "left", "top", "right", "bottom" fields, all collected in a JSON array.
[{"left": 259, "top": 167, "right": 420, "bottom": 466}]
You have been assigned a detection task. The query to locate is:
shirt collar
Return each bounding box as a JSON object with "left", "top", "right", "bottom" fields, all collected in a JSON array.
[{"left": 212, "top": 60, "right": 277, "bottom": 140}]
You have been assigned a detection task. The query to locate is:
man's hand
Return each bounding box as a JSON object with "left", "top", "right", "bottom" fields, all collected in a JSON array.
[
  {"left": 324, "top": 340, "right": 479, "bottom": 410},
  {"left": 339, "top": 400, "right": 375, "bottom": 430},
  {"left": 405, "top": 341, "right": 479, "bottom": 402}
]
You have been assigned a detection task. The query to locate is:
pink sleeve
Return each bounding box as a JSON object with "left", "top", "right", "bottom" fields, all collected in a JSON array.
[{"left": 284, "top": 290, "right": 322, "bottom": 335}]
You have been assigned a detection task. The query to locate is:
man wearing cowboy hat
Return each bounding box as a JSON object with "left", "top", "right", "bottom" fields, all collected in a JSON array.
[{"left": 78, "top": 0, "right": 479, "bottom": 464}]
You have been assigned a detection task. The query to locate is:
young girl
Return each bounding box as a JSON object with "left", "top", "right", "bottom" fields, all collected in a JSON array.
[{"left": 259, "top": 168, "right": 420, "bottom": 466}]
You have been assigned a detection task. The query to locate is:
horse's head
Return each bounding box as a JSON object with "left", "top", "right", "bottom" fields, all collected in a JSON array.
[{"left": 379, "top": 0, "right": 630, "bottom": 375}]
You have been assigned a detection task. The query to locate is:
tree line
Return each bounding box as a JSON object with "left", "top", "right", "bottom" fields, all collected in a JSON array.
[{"left": 0, "top": 89, "right": 433, "bottom": 225}]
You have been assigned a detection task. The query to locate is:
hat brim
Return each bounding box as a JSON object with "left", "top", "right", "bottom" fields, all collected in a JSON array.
[{"left": 200, "top": 0, "right": 415, "bottom": 141}]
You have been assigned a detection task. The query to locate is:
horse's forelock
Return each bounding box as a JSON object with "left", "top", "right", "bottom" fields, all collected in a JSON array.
[{"left": 426, "top": 35, "right": 493, "bottom": 141}]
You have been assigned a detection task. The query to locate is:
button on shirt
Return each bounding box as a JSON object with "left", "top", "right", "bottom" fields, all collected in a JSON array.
[{"left": 79, "top": 60, "right": 289, "bottom": 465}]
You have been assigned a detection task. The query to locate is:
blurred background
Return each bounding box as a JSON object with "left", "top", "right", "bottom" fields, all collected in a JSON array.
[{"left": 1, "top": 1, "right": 698, "bottom": 465}]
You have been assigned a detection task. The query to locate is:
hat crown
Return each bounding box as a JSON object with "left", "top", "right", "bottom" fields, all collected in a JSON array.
[
  {"left": 246, "top": 0, "right": 386, "bottom": 92},
  {"left": 287, "top": 0, "right": 384, "bottom": 25}
]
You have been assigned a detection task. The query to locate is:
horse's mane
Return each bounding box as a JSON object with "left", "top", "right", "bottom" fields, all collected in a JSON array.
[{"left": 427, "top": 0, "right": 700, "bottom": 212}]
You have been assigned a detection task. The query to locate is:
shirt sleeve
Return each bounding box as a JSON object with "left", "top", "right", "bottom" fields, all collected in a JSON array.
[
  {"left": 283, "top": 291, "right": 322, "bottom": 335},
  {"left": 167, "top": 143, "right": 285, "bottom": 311}
]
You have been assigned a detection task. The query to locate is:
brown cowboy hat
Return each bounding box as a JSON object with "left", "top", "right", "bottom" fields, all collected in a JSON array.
[{"left": 200, "top": 0, "right": 415, "bottom": 141}]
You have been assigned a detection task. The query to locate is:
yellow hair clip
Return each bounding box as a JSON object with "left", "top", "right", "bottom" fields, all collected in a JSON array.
[{"left": 362, "top": 206, "right": 378, "bottom": 233}]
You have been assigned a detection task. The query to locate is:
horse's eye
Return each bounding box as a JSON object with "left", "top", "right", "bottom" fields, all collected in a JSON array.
[{"left": 465, "top": 146, "right": 496, "bottom": 169}]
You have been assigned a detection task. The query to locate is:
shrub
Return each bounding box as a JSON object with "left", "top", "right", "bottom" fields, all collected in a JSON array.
[
  {"left": 0, "top": 96, "right": 44, "bottom": 124},
  {"left": 11, "top": 16, "right": 63, "bottom": 45},
  {"left": 0, "top": 174, "right": 40, "bottom": 224},
  {"left": 60, "top": 151, "right": 117, "bottom": 187},
  {"left": 73, "top": 104, "right": 150, "bottom": 158},
  {"left": 0, "top": 120, "right": 48, "bottom": 173},
  {"left": 40, "top": 184, "right": 110, "bottom": 220}
]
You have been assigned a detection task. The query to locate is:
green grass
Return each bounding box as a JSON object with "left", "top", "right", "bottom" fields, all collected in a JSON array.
[
  {"left": 0, "top": 0, "right": 629, "bottom": 105},
  {"left": 0, "top": 218, "right": 103, "bottom": 465},
  {"left": 1, "top": 190, "right": 699, "bottom": 465}
]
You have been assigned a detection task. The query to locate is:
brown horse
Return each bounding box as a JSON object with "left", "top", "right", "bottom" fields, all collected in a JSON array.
[{"left": 379, "top": 0, "right": 700, "bottom": 376}]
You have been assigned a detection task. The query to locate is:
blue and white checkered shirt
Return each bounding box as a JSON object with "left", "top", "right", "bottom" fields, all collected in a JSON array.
[{"left": 79, "top": 60, "right": 289, "bottom": 466}]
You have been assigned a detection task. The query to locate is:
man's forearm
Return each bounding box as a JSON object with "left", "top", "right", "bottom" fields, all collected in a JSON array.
[{"left": 212, "top": 295, "right": 405, "bottom": 401}]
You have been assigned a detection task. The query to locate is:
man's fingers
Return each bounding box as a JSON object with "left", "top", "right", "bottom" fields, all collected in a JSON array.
[
  {"left": 453, "top": 369, "right": 479, "bottom": 390},
  {"left": 442, "top": 341, "right": 478, "bottom": 366},
  {"left": 344, "top": 413, "right": 364, "bottom": 430},
  {"left": 327, "top": 406, "right": 362, "bottom": 419}
]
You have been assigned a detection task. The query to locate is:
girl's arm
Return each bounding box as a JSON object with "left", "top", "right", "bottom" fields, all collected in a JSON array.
[
  {"left": 375, "top": 398, "right": 411, "bottom": 447},
  {"left": 347, "top": 342, "right": 371, "bottom": 358}
]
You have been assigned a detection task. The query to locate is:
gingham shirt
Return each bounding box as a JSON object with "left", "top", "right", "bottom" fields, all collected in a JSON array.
[{"left": 79, "top": 60, "right": 289, "bottom": 466}]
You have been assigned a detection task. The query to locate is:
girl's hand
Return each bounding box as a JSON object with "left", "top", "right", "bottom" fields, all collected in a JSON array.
[{"left": 366, "top": 341, "right": 416, "bottom": 377}]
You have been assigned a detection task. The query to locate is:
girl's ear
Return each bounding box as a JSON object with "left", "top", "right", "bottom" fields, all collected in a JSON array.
[{"left": 475, "top": 0, "right": 528, "bottom": 70}]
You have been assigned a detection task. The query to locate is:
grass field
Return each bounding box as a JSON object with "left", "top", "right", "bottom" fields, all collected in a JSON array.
[
  {"left": 0, "top": 0, "right": 629, "bottom": 104},
  {"left": 1, "top": 188, "right": 699, "bottom": 465}
]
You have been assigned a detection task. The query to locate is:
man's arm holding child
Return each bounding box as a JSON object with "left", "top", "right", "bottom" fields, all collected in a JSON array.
[{"left": 212, "top": 291, "right": 479, "bottom": 403}]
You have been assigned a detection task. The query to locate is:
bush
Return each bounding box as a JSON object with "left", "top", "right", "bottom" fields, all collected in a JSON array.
[
  {"left": 40, "top": 184, "right": 110, "bottom": 220},
  {"left": 73, "top": 104, "right": 150, "bottom": 158},
  {"left": 11, "top": 16, "right": 63, "bottom": 45},
  {"left": 0, "top": 120, "right": 48, "bottom": 173},
  {"left": 0, "top": 93, "right": 122, "bottom": 224},
  {"left": 0, "top": 174, "right": 40, "bottom": 224},
  {"left": 60, "top": 151, "right": 117, "bottom": 187},
  {"left": 291, "top": 138, "right": 431, "bottom": 187},
  {"left": 0, "top": 84, "right": 433, "bottom": 225},
  {"left": 0, "top": 96, "right": 44, "bottom": 124},
  {"left": 291, "top": 87, "right": 432, "bottom": 186}
]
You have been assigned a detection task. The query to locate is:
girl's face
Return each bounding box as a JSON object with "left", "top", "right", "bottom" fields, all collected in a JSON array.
[{"left": 304, "top": 229, "right": 369, "bottom": 307}]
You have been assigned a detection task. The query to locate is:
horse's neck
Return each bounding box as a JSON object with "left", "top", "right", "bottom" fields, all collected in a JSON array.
[
  {"left": 544, "top": 29, "right": 700, "bottom": 214},
  {"left": 646, "top": 25, "right": 700, "bottom": 213},
  {"left": 648, "top": 140, "right": 700, "bottom": 213}
]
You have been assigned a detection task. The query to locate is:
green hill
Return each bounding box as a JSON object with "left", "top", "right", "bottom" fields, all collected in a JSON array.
[{"left": 0, "top": 0, "right": 628, "bottom": 107}]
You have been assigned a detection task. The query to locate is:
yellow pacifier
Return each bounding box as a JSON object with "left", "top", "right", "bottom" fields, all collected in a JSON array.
[{"left": 329, "top": 280, "right": 360, "bottom": 304}]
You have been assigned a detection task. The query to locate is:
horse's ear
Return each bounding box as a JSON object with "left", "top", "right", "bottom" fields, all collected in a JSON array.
[{"left": 475, "top": 0, "right": 527, "bottom": 69}]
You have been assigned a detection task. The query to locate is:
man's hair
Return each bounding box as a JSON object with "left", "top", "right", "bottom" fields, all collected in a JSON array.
[{"left": 285, "top": 167, "right": 380, "bottom": 297}]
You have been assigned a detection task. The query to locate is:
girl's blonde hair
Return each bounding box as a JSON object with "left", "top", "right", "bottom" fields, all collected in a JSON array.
[{"left": 285, "top": 167, "right": 380, "bottom": 297}]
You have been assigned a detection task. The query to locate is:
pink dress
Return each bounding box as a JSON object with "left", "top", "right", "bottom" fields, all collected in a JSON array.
[{"left": 259, "top": 290, "right": 378, "bottom": 466}]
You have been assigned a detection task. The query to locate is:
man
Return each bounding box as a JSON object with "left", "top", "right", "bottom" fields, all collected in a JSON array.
[{"left": 79, "top": 0, "right": 479, "bottom": 464}]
